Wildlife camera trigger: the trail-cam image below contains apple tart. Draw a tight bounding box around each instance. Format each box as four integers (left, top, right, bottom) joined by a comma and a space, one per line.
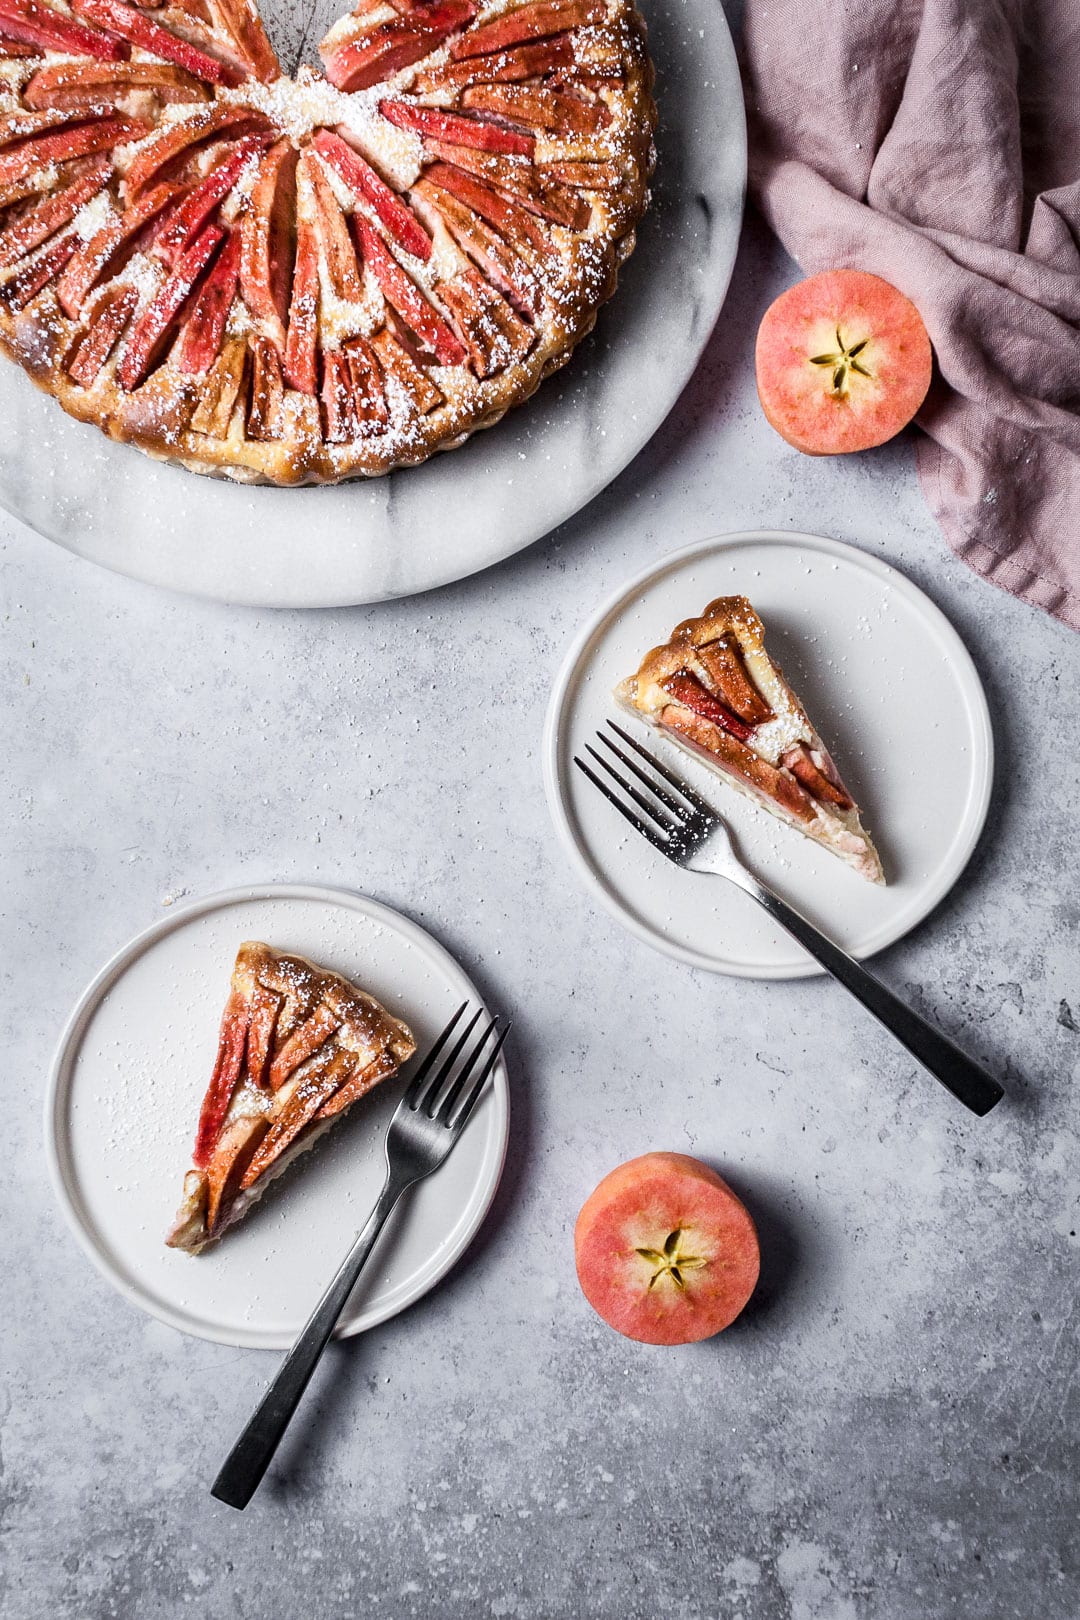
0, 0, 655, 484
167, 941, 415, 1253
616, 595, 885, 883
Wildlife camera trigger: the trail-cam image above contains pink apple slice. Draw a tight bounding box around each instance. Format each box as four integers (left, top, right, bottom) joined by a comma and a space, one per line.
313, 128, 430, 262
0, 0, 125, 59
379, 98, 534, 157
449, 0, 603, 59
72, 0, 242, 85
352, 213, 465, 366
117, 220, 224, 389
175, 225, 239, 373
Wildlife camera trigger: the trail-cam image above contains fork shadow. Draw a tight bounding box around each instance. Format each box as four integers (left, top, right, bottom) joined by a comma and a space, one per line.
849, 584, 1042, 1123
260, 918, 535, 1493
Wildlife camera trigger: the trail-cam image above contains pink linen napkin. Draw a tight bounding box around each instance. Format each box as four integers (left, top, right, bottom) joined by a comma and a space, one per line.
740, 0, 1080, 630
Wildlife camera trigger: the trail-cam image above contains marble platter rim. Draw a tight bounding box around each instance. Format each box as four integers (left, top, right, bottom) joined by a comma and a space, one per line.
0, 3, 747, 609
542, 530, 995, 980
44, 883, 510, 1348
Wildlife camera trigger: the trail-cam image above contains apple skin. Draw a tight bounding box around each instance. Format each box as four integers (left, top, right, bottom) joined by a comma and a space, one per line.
574, 1152, 760, 1345
755, 268, 932, 456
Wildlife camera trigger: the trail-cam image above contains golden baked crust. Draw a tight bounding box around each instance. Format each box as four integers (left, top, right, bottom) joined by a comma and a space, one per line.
166, 941, 415, 1253
0, 0, 656, 485
616, 595, 885, 884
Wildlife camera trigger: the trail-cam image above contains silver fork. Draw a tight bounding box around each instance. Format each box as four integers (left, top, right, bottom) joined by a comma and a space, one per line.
211, 1003, 510, 1511
576, 719, 1003, 1119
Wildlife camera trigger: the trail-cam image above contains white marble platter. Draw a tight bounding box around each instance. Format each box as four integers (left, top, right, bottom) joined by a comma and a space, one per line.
0, 0, 745, 607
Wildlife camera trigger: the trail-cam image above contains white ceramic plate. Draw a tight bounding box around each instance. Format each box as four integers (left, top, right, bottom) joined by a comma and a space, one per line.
45, 885, 510, 1348
543, 532, 993, 979
0, 0, 746, 607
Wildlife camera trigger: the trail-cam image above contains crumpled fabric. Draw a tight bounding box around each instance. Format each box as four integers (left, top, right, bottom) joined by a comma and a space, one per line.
741, 0, 1080, 629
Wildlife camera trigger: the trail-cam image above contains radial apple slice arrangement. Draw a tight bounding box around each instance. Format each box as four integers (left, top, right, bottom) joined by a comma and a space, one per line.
0, 0, 655, 483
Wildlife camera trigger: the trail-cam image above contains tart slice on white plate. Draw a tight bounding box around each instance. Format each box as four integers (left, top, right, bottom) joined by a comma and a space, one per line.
615, 595, 884, 884
167, 941, 415, 1253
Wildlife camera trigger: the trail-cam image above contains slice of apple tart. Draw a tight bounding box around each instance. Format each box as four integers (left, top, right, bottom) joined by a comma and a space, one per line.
616, 595, 885, 884
0, 0, 656, 484
167, 941, 415, 1253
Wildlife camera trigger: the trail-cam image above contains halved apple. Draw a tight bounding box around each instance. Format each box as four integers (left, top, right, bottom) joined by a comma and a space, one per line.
755, 268, 932, 456
575, 1153, 760, 1345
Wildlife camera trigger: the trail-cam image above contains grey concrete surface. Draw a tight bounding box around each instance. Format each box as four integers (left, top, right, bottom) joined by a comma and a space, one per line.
2, 100, 1079, 1620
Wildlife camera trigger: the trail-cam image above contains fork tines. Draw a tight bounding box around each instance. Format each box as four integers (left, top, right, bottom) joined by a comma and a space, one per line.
407, 1002, 510, 1130
573, 719, 713, 852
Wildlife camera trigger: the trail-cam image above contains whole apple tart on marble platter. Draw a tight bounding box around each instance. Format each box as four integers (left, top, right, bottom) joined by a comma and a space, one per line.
0, 0, 655, 484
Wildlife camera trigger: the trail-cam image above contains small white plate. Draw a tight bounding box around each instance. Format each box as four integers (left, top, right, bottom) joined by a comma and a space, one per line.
543, 532, 993, 979
45, 885, 510, 1349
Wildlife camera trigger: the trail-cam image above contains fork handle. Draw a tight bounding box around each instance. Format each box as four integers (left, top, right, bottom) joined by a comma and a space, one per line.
742, 878, 1004, 1117
211, 1172, 410, 1511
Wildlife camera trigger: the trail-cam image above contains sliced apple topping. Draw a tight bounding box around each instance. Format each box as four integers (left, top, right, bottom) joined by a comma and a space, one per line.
58, 179, 183, 316
267, 1000, 339, 1088
71, 0, 243, 86
239, 136, 297, 351
192, 986, 249, 1169
660, 705, 818, 827
152, 131, 264, 268
462, 82, 611, 135
421, 138, 589, 228
312, 128, 430, 262
315, 1048, 399, 1119
66, 282, 137, 384
541, 157, 619, 190
412, 173, 540, 317
189, 330, 246, 432
305, 152, 362, 301
351, 212, 466, 365
239, 1049, 351, 1188
246, 328, 283, 436
344, 333, 389, 425
175, 222, 238, 371
0, 28, 41, 55
421, 157, 551, 258
0, 227, 78, 308
320, 337, 388, 441
0, 108, 84, 144
242, 982, 281, 1090
379, 98, 534, 157
320, 346, 357, 440
437, 263, 533, 377
413, 34, 575, 93
0, 113, 150, 188
283, 213, 318, 393
124, 104, 271, 198
448, 0, 603, 59
203, 0, 279, 83
781, 743, 854, 810
320, 0, 475, 92
695, 636, 773, 725
117, 219, 223, 388
0, 154, 112, 271
659, 669, 755, 744
204, 1113, 270, 1232
23, 61, 210, 112
371, 321, 443, 412
0, 0, 126, 59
